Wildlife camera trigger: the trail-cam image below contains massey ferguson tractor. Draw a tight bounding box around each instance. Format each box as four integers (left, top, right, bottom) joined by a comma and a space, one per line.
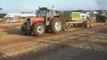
21, 7, 63, 36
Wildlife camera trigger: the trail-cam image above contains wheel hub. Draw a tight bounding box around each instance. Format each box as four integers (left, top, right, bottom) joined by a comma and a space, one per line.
55, 21, 61, 31
37, 25, 44, 34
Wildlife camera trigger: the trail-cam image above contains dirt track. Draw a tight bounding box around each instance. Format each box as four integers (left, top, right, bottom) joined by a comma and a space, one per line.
0, 23, 107, 60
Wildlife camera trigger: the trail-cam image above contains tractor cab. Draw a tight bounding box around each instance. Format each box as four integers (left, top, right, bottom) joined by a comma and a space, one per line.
36, 7, 48, 17
36, 7, 60, 17
35, 7, 60, 25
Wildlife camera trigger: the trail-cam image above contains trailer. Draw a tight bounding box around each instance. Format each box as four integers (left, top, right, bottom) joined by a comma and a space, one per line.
60, 11, 92, 31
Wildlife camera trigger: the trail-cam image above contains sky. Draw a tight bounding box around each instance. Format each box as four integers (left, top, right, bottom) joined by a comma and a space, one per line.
0, 0, 107, 13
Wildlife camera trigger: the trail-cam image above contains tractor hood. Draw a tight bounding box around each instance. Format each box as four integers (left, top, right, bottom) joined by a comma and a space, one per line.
29, 17, 44, 25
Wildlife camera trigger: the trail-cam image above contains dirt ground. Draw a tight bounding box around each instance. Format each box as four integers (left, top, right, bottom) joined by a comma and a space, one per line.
0, 22, 107, 60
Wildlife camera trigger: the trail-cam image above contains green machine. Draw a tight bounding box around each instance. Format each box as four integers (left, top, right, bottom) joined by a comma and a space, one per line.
61, 11, 80, 21
72, 12, 80, 21
60, 11, 91, 31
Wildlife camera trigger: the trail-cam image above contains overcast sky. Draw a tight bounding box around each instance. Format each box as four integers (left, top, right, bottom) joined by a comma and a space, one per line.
0, 0, 107, 12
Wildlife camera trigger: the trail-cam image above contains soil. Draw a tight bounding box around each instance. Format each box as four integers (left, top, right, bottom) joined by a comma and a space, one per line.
0, 22, 107, 60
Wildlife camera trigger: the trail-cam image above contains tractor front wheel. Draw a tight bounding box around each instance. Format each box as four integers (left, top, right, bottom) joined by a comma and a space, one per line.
33, 22, 45, 36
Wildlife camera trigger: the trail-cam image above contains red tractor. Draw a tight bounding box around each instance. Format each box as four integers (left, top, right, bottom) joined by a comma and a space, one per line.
21, 7, 63, 36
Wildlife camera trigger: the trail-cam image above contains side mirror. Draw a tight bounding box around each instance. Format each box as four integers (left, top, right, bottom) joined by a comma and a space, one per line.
36, 10, 38, 15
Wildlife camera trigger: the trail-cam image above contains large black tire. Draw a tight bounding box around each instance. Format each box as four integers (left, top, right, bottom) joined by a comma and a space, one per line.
33, 22, 45, 36
50, 18, 62, 33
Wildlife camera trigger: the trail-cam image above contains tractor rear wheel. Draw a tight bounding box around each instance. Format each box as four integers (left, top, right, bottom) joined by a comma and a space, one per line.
33, 22, 45, 36
50, 18, 62, 33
